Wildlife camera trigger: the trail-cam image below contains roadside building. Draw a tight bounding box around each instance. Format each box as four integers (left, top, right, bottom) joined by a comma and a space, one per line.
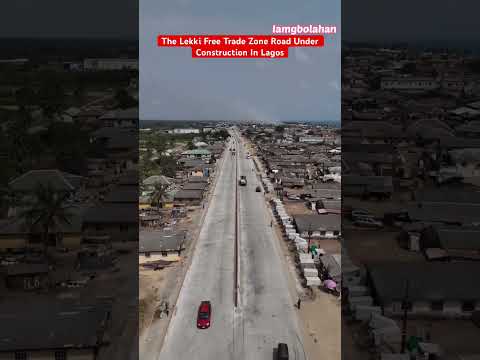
0, 301, 111, 359
83, 204, 138, 242
173, 190, 204, 206
293, 214, 341, 239
420, 226, 480, 260
8, 169, 84, 200
181, 149, 212, 159
3, 263, 49, 291
0, 210, 83, 252
98, 108, 138, 128
367, 263, 480, 318
342, 175, 393, 199
182, 182, 209, 191
139, 230, 187, 263
188, 176, 209, 184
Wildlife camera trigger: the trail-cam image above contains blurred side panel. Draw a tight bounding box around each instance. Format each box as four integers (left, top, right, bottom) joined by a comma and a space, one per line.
342, 1, 480, 359
0, 2, 138, 360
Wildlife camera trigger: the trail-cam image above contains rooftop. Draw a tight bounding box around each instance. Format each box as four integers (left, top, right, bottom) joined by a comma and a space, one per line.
0, 300, 110, 351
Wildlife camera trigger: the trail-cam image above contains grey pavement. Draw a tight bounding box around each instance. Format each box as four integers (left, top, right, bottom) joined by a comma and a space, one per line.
150, 131, 305, 360
236, 133, 306, 360
156, 138, 236, 360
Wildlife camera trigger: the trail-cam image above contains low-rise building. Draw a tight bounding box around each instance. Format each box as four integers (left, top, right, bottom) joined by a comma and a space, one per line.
83, 58, 138, 71
380, 77, 439, 92
367, 263, 480, 319
293, 214, 341, 239
139, 230, 187, 263
0, 301, 111, 359
173, 190, 204, 206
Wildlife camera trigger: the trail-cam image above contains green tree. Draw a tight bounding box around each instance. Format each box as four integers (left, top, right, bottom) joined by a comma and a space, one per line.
187, 141, 195, 150
115, 88, 138, 109
46, 122, 90, 174
73, 80, 86, 104
151, 183, 168, 207
150, 137, 167, 156
6, 111, 36, 175
38, 80, 66, 118
400, 62, 416, 74
18, 183, 73, 256
15, 86, 36, 110
156, 156, 177, 178
467, 59, 480, 74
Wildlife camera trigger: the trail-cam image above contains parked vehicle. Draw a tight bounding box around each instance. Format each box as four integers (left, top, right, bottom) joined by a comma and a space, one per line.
197, 301, 212, 329
239, 176, 247, 186
277, 343, 289, 360
255, 186, 261, 192
384, 211, 410, 226
287, 195, 301, 200
351, 209, 373, 220
353, 217, 383, 228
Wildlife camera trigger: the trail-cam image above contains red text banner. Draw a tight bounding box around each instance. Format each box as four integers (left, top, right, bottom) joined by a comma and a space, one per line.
157, 35, 324, 59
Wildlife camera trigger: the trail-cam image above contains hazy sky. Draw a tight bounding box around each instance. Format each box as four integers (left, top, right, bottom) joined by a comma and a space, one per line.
343, 0, 480, 44
0, 1, 138, 39
140, 0, 341, 123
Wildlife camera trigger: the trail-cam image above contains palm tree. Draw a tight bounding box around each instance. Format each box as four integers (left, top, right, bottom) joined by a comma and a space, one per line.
17, 183, 73, 256
15, 86, 36, 111
150, 182, 168, 208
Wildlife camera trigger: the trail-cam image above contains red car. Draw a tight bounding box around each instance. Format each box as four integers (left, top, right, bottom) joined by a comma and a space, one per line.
197, 301, 212, 329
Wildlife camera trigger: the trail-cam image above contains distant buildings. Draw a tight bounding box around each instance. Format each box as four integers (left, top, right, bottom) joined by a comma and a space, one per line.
181, 149, 212, 159
83, 58, 138, 71
299, 136, 324, 144
170, 128, 200, 134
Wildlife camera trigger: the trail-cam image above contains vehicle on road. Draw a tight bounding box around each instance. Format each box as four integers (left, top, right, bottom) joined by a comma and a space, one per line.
239, 175, 247, 186
196, 301, 212, 329
353, 217, 383, 228
351, 209, 372, 220
255, 186, 261, 192
276, 343, 289, 360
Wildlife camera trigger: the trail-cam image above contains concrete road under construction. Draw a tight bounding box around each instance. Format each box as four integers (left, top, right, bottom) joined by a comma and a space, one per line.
154, 129, 306, 360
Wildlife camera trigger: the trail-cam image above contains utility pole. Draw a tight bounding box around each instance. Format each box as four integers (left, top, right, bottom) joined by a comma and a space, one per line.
307, 224, 312, 254
401, 280, 410, 353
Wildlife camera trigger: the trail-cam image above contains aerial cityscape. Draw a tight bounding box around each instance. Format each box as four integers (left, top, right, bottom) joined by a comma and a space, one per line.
139, 122, 341, 359
342, 44, 480, 359
0, 40, 139, 360
2, 0, 480, 358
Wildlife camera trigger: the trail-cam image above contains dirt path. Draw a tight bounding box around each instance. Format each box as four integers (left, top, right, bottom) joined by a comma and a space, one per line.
299, 289, 341, 360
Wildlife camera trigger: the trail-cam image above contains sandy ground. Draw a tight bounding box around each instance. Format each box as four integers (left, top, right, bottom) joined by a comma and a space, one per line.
284, 200, 315, 215
299, 289, 341, 360
139, 267, 172, 334
342, 228, 424, 264
271, 200, 341, 360
138, 213, 199, 337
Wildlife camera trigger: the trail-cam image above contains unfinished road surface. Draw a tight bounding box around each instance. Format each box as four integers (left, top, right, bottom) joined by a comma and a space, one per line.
154, 131, 305, 360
